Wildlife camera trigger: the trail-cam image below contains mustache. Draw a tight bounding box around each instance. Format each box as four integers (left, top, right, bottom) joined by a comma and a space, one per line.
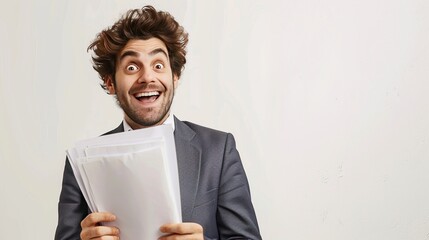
129, 83, 164, 94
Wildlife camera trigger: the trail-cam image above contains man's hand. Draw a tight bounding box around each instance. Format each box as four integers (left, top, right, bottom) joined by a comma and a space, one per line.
159, 222, 204, 240
80, 212, 120, 240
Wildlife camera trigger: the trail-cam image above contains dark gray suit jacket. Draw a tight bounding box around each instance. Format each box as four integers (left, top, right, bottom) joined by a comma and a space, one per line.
55, 117, 261, 239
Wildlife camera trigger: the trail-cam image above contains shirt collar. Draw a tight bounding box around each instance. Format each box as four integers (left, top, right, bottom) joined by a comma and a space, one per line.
123, 114, 175, 132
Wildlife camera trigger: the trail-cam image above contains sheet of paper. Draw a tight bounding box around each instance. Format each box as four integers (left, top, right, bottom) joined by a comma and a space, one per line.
84, 138, 163, 157
65, 125, 182, 239
81, 147, 180, 239
66, 149, 96, 211
71, 125, 181, 215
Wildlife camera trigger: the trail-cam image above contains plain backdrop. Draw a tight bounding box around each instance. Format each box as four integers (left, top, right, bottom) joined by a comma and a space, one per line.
1, 0, 428, 239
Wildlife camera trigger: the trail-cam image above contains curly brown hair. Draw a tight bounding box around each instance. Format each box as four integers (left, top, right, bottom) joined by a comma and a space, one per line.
87, 5, 189, 91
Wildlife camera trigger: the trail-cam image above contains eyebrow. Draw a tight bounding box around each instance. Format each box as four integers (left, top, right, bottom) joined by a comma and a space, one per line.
119, 48, 169, 61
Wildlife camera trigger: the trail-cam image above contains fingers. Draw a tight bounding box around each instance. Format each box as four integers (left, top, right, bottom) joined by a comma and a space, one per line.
159, 222, 203, 240
159, 234, 200, 240
81, 212, 116, 227
80, 225, 120, 240
160, 222, 203, 234
80, 212, 119, 240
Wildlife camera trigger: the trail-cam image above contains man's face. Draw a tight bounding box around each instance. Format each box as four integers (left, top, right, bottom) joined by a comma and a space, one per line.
106, 38, 178, 129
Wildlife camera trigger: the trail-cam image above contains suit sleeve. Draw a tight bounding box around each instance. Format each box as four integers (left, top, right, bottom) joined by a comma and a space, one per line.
216, 133, 262, 239
55, 158, 89, 240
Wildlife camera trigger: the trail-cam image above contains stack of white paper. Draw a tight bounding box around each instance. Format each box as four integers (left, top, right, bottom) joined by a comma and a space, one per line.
66, 125, 181, 239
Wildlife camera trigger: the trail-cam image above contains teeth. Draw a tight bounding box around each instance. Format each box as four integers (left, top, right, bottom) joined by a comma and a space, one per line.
135, 91, 160, 98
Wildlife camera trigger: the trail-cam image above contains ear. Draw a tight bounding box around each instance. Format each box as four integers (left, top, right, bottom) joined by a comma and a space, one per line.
173, 74, 179, 89
105, 75, 116, 94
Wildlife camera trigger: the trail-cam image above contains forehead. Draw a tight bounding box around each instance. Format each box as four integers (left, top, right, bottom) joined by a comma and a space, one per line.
118, 38, 169, 59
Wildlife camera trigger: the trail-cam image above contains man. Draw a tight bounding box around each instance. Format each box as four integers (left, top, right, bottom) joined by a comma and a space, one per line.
55, 5, 261, 240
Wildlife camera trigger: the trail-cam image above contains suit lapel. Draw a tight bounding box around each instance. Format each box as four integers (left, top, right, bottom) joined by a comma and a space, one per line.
103, 123, 124, 136
174, 117, 201, 222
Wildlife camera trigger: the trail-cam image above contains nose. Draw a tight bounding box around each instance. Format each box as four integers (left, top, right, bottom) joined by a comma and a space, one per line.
137, 68, 156, 84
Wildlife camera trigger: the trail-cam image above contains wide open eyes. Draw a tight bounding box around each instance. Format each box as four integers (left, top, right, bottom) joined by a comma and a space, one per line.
124, 62, 165, 73
126, 64, 139, 72
154, 62, 164, 70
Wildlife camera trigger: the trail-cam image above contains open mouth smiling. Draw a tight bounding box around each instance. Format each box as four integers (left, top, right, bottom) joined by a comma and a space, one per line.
134, 91, 160, 103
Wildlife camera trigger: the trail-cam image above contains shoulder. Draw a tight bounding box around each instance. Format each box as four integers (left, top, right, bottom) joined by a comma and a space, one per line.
182, 120, 227, 136
180, 120, 232, 140
177, 119, 237, 149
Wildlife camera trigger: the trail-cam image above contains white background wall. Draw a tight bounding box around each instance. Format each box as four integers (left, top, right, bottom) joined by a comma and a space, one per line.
1, 0, 428, 239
